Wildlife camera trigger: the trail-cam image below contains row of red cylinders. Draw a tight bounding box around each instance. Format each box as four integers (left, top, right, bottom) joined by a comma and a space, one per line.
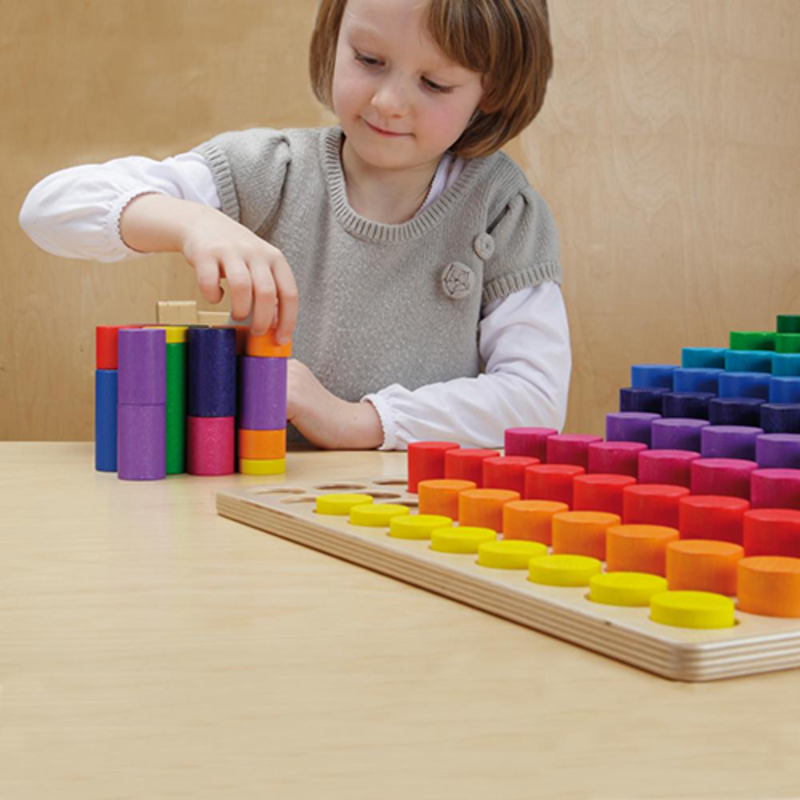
407, 440, 800, 557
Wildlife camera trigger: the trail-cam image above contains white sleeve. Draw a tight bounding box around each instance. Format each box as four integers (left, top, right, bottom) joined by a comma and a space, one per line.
18, 152, 221, 263
362, 282, 572, 450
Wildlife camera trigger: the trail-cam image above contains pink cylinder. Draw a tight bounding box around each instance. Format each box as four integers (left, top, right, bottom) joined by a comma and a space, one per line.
751, 469, 800, 510
690, 458, 758, 500
638, 449, 700, 488
546, 434, 603, 470
187, 416, 235, 476
588, 441, 648, 477
504, 427, 557, 461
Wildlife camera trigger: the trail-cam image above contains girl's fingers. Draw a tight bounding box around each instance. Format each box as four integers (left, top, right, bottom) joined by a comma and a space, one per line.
221, 258, 253, 322
193, 258, 223, 304
248, 259, 277, 336
270, 255, 299, 344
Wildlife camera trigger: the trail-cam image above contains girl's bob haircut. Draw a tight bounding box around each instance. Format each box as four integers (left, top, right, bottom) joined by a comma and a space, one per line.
309, 0, 553, 159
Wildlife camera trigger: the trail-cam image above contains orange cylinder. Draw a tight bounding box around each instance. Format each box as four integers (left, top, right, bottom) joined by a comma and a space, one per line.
606, 524, 680, 576
418, 479, 476, 520
459, 489, 520, 532
737, 556, 800, 618
666, 539, 744, 596
502, 500, 568, 545
552, 511, 621, 560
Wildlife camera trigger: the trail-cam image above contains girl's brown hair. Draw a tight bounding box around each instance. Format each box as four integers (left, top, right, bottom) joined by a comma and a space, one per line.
309, 0, 553, 159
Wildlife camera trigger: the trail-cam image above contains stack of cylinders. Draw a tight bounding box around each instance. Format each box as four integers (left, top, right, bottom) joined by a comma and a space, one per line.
238, 329, 289, 475
188, 327, 237, 476
118, 328, 166, 481
95, 326, 122, 472
149, 326, 188, 474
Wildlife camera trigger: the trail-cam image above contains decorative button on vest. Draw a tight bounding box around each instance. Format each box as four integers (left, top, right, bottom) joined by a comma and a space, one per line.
441, 262, 475, 300
473, 232, 495, 260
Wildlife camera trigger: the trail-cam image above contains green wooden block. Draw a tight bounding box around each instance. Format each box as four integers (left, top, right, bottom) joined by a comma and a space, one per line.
166, 343, 187, 474
729, 331, 777, 351
777, 314, 800, 334
776, 333, 800, 354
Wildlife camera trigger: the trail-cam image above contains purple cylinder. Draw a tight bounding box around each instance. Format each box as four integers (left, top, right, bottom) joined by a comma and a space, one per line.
606, 412, 660, 446
118, 329, 166, 406
504, 427, 558, 462
700, 425, 763, 460
239, 356, 287, 430
651, 418, 709, 452
118, 404, 166, 481
751, 469, 800, 510
756, 433, 800, 469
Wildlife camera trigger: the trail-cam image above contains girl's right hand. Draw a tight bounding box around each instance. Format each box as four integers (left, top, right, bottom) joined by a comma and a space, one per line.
180, 206, 299, 342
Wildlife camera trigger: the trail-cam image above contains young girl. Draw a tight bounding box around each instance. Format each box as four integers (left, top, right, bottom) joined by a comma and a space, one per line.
20, 0, 571, 451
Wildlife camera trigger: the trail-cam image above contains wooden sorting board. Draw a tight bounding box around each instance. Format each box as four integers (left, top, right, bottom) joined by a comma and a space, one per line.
217, 477, 800, 682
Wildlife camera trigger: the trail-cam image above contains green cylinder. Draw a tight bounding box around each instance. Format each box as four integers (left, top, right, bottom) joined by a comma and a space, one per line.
166, 342, 187, 474
777, 315, 800, 334
729, 331, 776, 351
776, 333, 800, 354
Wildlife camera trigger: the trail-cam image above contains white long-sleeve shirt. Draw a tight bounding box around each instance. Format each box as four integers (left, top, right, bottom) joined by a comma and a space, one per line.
19, 150, 571, 450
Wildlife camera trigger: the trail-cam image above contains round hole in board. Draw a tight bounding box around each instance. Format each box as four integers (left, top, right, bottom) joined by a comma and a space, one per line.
367, 492, 402, 500
379, 499, 419, 509
248, 487, 307, 496
281, 496, 318, 505
313, 483, 369, 491
372, 478, 409, 488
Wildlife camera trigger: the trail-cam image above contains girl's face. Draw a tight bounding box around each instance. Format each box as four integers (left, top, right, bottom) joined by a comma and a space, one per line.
331, 0, 486, 171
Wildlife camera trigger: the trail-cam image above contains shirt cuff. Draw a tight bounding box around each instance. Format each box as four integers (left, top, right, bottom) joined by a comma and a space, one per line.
103, 187, 167, 258
361, 393, 396, 451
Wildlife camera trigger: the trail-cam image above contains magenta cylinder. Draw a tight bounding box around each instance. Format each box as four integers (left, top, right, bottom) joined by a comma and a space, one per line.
187, 416, 235, 476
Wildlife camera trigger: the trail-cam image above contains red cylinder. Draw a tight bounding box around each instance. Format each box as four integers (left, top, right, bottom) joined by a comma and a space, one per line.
96, 325, 124, 369
546, 434, 603, 470
572, 474, 637, 516
623, 484, 690, 528
524, 464, 585, 508
482, 456, 540, 494
187, 416, 235, 476
638, 449, 700, 488
443, 448, 500, 488
679, 495, 750, 545
407, 441, 460, 493
751, 469, 800, 510
587, 441, 648, 477
690, 458, 758, 500
743, 509, 800, 557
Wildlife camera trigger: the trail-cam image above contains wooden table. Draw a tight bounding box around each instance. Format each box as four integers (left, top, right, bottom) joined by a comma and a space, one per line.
2, 442, 800, 799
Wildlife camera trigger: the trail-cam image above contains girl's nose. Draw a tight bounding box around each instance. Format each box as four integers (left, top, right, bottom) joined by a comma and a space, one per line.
371, 80, 409, 117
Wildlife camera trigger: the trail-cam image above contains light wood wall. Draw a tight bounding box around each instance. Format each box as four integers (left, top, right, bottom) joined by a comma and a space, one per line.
3, 0, 799, 441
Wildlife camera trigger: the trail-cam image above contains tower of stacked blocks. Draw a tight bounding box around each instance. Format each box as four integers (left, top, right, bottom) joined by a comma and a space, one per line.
397, 312, 800, 629
95, 317, 289, 479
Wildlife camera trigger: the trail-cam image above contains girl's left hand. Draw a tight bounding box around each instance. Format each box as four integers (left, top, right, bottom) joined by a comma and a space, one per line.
286, 359, 383, 450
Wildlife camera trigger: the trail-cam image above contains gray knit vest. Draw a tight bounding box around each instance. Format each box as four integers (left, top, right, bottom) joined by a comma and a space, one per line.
194, 126, 562, 420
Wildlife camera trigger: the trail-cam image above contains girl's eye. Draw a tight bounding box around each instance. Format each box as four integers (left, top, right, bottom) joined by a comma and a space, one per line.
354, 52, 454, 94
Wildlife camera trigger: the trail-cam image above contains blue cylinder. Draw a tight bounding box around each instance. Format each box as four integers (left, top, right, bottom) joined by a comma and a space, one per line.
761, 403, 800, 434
773, 353, 800, 377
769, 377, 800, 404
95, 369, 118, 472
188, 327, 237, 417
661, 392, 714, 419
718, 371, 771, 401
619, 387, 668, 414
681, 348, 727, 369
673, 368, 721, 394
724, 350, 773, 374
708, 397, 764, 426
631, 364, 676, 390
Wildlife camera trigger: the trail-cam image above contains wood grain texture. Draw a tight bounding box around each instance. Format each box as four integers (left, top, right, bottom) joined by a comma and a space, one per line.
3, 0, 799, 440
4, 444, 800, 798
